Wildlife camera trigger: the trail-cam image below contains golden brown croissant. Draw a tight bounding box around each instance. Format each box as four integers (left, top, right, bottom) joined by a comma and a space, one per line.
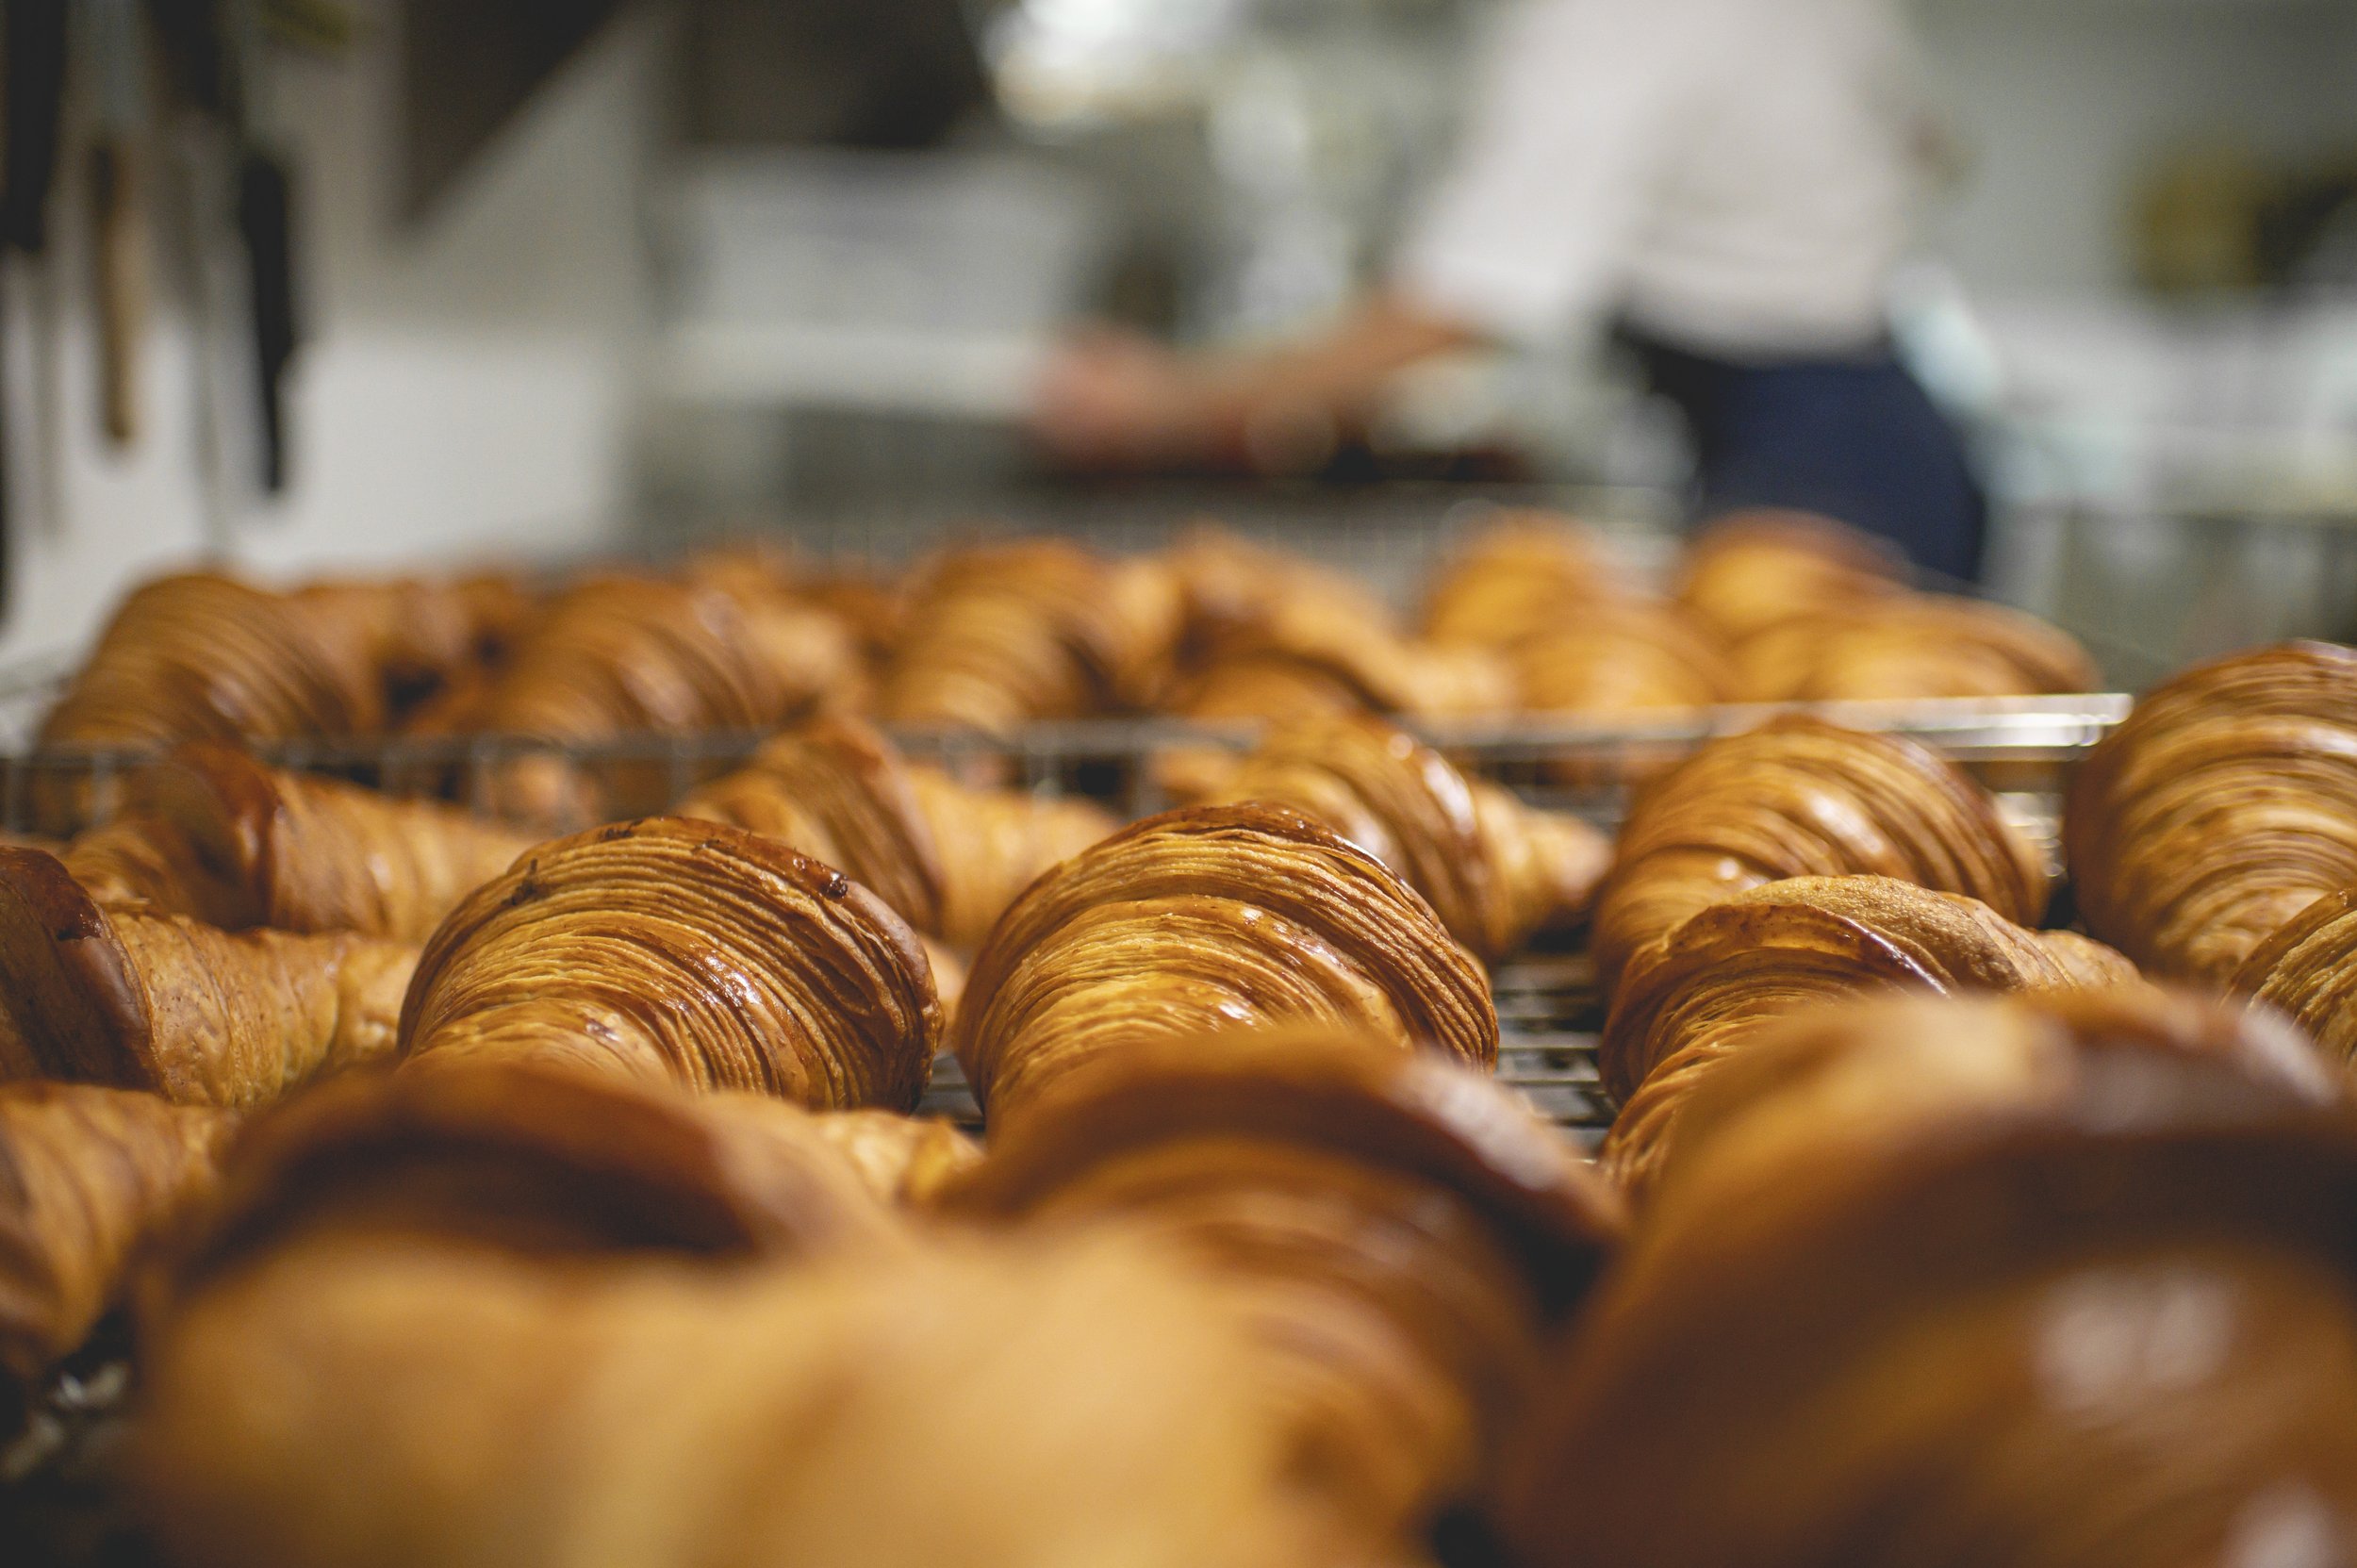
1158, 523, 1392, 656
1, 1082, 234, 1398
901, 765, 1117, 949
1592, 716, 2048, 984
1419, 513, 1624, 648
0, 849, 415, 1106
1500, 1011, 2357, 1568
673, 718, 948, 938
1598, 875, 2134, 1197
878, 540, 1178, 730
59, 742, 534, 940
1673, 509, 1903, 645
951, 803, 1497, 1123
140, 1230, 1351, 1568
1211, 714, 1607, 960
399, 817, 940, 1109
1177, 594, 1513, 723
39, 572, 386, 755
2066, 641, 2357, 985
951, 1028, 1621, 1536
1506, 598, 1732, 725
436, 575, 858, 826
1729, 591, 2101, 702
287, 573, 532, 713
185, 1061, 905, 1279
796, 1109, 981, 1208
672, 718, 1116, 951
1631, 986, 2334, 1213
2233, 887, 2357, 1071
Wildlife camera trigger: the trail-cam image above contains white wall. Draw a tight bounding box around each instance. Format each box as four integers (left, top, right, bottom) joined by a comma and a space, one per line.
0, 3, 656, 664
1914, 0, 2357, 296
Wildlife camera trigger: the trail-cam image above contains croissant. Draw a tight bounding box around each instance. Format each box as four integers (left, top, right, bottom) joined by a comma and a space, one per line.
1506, 598, 1732, 727
2233, 888, 2357, 1071
901, 766, 1118, 949
140, 1231, 1348, 1568
1500, 1009, 2357, 1568
1729, 591, 2100, 702
437, 575, 858, 826
674, 718, 948, 938
1177, 595, 1513, 722
398, 817, 940, 1110
287, 572, 533, 713
878, 541, 1178, 730
183, 1061, 906, 1284
952, 1028, 1621, 1536
59, 742, 535, 940
1598, 875, 2134, 1197
1, 1082, 234, 1399
951, 803, 1497, 1123
1419, 513, 1624, 648
0, 849, 415, 1106
2066, 640, 2357, 985
1592, 716, 2047, 984
1211, 714, 1607, 960
800, 1109, 981, 1208
1673, 509, 1902, 645
1632, 985, 2333, 1213
39, 572, 385, 755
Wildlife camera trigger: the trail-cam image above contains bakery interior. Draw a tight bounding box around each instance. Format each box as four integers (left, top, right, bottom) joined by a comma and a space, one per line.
5, 2, 2357, 1565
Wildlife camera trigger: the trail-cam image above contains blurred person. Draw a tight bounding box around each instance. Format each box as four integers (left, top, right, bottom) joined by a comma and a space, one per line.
1030, 0, 1985, 581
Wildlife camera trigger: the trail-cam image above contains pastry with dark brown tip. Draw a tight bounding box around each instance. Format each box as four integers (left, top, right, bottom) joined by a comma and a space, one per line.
0, 849, 415, 1106
0, 1082, 234, 1404
950, 1027, 1622, 1535
1500, 1007, 2357, 1568
1211, 714, 1606, 960
1597, 875, 2134, 1197
950, 803, 1496, 1124
399, 817, 940, 1111
2067, 640, 2357, 986
60, 741, 534, 941
1592, 716, 2047, 984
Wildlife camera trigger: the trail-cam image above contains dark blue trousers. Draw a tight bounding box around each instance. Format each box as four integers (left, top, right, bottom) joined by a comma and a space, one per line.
1624, 331, 1988, 584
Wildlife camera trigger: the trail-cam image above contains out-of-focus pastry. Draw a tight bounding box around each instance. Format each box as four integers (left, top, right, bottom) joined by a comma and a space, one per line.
951, 1028, 1622, 1535
0, 849, 415, 1106
1500, 1004, 2357, 1568
1, 1082, 234, 1402
140, 1231, 1353, 1568
1592, 717, 2047, 983
185, 1061, 905, 1278
901, 766, 1117, 950
1629, 985, 2334, 1211
1506, 599, 1731, 724
398, 817, 940, 1110
878, 540, 1178, 731
2234, 886, 2357, 1072
39, 573, 385, 755
2067, 640, 2357, 985
1420, 513, 1624, 648
1673, 509, 1902, 645
1211, 714, 1607, 959
1730, 592, 2100, 701
60, 742, 534, 941
1598, 875, 2134, 1197
951, 803, 1497, 1123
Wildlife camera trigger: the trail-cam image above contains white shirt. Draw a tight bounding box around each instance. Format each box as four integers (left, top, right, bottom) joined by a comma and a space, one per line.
1395, 0, 1937, 360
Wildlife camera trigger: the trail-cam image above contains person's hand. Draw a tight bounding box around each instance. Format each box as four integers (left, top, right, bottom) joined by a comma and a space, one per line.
1028, 326, 1218, 470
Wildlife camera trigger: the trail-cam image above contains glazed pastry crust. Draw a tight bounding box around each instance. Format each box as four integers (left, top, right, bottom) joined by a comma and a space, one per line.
950, 803, 1497, 1123
399, 817, 941, 1111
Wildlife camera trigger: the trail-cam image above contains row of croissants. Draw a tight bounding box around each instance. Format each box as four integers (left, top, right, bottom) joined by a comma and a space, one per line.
5, 620, 2357, 1558
31, 509, 2096, 832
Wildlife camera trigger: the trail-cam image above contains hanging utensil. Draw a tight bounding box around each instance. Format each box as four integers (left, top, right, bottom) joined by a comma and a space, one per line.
86, 0, 152, 447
